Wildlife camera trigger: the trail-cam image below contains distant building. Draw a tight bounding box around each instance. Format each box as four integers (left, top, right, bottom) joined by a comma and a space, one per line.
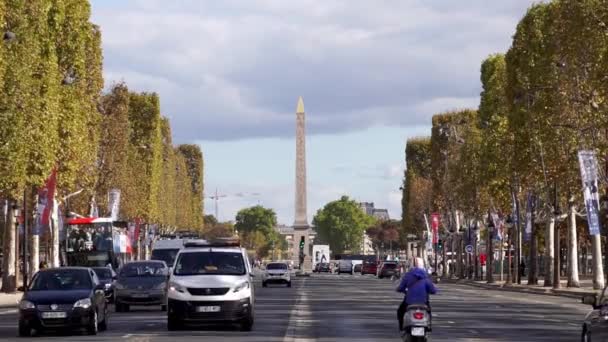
359, 202, 375, 216
358, 202, 390, 221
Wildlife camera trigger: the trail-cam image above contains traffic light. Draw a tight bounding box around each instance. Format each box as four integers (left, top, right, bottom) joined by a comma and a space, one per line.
299, 236, 305, 251
437, 239, 443, 250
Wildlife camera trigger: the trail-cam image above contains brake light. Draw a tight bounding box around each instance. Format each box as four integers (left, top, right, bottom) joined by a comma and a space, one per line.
413, 312, 424, 320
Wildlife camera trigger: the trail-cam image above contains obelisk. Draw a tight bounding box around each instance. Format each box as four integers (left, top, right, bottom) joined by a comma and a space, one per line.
293, 96, 311, 271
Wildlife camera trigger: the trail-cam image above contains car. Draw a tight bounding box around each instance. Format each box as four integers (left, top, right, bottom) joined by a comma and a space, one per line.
18, 267, 109, 337
315, 263, 331, 273
151, 238, 196, 270
361, 262, 378, 275
166, 238, 255, 331
378, 261, 399, 279
582, 285, 608, 341
114, 260, 169, 312
353, 263, 363, 273
92, 267, 117, 302
338, 260, 354, 275
262, 262, 291, 287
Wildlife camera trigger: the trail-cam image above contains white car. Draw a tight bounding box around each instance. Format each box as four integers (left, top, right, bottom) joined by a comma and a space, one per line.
262, 262, 291, 287
166, 238, 255, 331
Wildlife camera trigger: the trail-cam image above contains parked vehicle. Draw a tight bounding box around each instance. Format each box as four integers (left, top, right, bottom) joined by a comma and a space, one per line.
582, 285, 608, 341
114, 261, 169, 312
353, 263, 363, 273
92, 267, 117, 302
361, 262, 378, 275
402, 304, 431, 342
18, 267, 109, 336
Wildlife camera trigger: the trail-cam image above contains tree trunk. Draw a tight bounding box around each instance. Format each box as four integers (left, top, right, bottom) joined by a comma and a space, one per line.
1, 205, 17, 293
567, 203, 580, 287
592, 233, 604, 289
51, 209, 60, 267
31, 234, 39, 278
528, 222, 538, 285
544, 217, 555, 287
487, 226, 494, 283
553, 222, 561, 289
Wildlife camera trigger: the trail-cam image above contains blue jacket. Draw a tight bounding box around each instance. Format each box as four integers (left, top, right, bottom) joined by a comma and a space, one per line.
397, 268, 437, 305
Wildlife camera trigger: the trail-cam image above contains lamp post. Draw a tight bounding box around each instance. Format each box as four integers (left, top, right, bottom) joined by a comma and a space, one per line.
22, 188, 29, 291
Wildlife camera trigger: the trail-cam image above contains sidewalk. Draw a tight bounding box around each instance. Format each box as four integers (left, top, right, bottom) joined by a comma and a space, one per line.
0, 292, 21, 308
444, 276, 599, 299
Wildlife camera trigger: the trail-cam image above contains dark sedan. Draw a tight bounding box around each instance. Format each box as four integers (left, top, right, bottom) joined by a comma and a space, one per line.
92, 267, 116, 302
378, 262, 399, 279
18, 267, 108, 336
114, 261, 169, 312
314, 263, 331, 273
582, 285, 608, 341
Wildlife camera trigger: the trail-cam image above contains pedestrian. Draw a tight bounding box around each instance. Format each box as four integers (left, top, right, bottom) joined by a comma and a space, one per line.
519, 260, 526, 278
39, 261, 48, 270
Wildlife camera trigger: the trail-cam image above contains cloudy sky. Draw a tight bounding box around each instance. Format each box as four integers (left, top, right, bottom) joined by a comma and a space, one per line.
90, 0, 536, 224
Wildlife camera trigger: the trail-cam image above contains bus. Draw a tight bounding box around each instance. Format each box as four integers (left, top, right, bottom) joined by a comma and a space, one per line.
64, 217, 133, 270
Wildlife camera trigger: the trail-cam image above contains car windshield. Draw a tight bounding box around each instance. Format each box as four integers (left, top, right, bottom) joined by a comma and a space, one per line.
151, 248, 180, 267
120, 262, 167, 277
30, 270, 92, 291
93, 268, 112, 279
267, 263, 288, 270
383, 263, 397, 269
174, 251, 246, 276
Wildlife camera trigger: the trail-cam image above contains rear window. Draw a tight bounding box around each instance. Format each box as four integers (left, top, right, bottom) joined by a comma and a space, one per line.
383, 263, 397, 269
120, 262, 167, 277
93, 268, 112, 279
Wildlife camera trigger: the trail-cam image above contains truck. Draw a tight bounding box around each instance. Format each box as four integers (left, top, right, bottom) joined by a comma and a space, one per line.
312, 245, 331, 271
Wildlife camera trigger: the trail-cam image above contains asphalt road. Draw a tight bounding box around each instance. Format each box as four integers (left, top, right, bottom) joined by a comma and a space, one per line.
0, 273, 591, 341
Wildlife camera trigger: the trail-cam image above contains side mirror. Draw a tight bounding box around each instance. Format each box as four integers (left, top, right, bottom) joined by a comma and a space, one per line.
582, 294, 598, 308
249, 273, 255, 278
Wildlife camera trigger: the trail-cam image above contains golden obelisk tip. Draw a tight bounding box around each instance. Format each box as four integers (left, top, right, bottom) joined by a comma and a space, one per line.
296, 96, 305, 113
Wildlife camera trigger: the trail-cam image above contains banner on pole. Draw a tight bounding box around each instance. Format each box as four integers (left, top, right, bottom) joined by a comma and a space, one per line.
578, 150, 602, 236
34, 169, 57, 236
524, 192, 534, 241
431, 213, 440, 244
423, 213, 432, 251
108, 189, 121, 221
491, 212, 503, 241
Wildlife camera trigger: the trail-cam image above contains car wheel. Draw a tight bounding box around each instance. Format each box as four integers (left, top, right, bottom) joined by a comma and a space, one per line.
161, 305, 167, 312
287, 281, 292, 288
167, 316, 181, 331
87, 310, 98, 335
115, 302, 123, 313
18, 321, 31, 337
262, 282, 267, 288
123, 304, 130, 312
240, 311, 254, 331
378, 275, 383, 279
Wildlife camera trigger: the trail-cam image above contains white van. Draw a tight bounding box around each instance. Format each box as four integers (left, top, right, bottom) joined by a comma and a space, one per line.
151, 239, 186, 269
338, 259, 354, 275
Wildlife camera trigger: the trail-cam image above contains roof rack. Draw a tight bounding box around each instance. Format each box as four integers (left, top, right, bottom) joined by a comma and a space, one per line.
183, 237, 239, 248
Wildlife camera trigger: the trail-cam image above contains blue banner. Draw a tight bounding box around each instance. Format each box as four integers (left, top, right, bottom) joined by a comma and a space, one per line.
578, 150, 602, 236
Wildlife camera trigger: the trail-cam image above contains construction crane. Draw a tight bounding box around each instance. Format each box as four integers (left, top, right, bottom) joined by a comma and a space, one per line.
205, 188, 261, 221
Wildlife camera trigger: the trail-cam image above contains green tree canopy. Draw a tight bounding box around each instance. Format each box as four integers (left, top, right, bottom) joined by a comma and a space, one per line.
313, 196, 375, 254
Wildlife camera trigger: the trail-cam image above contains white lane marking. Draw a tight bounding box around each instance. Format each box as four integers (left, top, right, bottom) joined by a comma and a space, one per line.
0, 309, 17, 315
283, 278, 314, 342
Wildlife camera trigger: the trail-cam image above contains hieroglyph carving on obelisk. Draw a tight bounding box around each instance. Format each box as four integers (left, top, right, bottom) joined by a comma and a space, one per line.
294, 96, 309, 228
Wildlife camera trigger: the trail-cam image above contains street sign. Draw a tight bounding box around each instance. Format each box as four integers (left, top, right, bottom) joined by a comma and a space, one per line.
465, 245, 473, 254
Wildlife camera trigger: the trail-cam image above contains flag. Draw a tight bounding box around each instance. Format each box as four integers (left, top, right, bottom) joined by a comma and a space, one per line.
423, 213, 432, 251
578, 150, 602, 236
89, 197, 99, 218
491, 212, 503, 241
524, 192, 535, 241
431, 213, 440, 244
35, 169, 57, 235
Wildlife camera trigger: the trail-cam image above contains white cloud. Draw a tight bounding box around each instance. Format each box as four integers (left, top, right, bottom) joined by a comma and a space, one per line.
91, 0, 537, 142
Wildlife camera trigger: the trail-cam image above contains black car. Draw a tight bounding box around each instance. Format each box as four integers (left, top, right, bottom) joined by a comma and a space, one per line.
92, 267, 117, 302
378, 262, 399, 279
582, 285, 608, 340
114, 261, 169, 312
316, 263, 331, 273
18, 267, 108, 336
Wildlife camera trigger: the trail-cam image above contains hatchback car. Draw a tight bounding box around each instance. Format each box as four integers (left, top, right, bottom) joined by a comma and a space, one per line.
262, 262, 291, 287
378, 262, 399, 279
18, 267, 108, 336
114, 261, 169, 312
361, 262, 378, 275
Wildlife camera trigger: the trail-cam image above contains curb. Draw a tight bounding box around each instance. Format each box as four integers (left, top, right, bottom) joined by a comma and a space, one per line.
444, 278, 598, 299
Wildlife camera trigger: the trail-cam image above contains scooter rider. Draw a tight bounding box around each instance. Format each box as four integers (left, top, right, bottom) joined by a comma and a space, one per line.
396, 257, 437, 333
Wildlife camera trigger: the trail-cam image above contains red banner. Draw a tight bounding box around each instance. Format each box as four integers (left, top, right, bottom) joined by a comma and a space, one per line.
431, 213, 440, 244
35, 168, 57, 235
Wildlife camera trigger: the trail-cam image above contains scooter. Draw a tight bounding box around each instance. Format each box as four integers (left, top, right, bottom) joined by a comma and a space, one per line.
402, 304, 431, 342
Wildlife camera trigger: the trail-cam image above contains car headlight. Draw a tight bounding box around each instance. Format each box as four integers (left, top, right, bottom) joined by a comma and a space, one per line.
74, 298, 92, 309
154, 282, 167, 290
168, 281, 186, 293
104, 283, 112, 289
233, 281, 250, 293
19, 300, 35, 310
114, 282, 125, 290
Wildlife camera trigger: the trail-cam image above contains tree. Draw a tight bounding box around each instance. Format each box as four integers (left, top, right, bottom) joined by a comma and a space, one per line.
313, 196, 375, 254
204, 215, 218, 227
235, 205, 278, 258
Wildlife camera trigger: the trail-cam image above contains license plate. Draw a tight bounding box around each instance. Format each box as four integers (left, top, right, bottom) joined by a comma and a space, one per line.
132, 293, 149, 298
411, 327, 425, 336
42, 312, 67, 319
196, 306, 221, 313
